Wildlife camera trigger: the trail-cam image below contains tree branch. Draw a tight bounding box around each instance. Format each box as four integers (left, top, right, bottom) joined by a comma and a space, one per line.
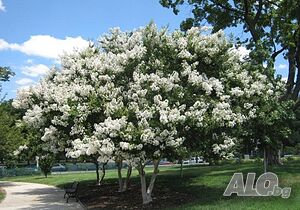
211, 0, 243, 15
254, 0, 263, 25
243, 0, 259, 43
271, 47, 287, 60
243, 0, 250, 20
265, 0, 279, 7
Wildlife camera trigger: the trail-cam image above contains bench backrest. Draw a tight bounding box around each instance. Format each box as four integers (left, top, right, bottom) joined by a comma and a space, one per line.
71, 181, 79, 192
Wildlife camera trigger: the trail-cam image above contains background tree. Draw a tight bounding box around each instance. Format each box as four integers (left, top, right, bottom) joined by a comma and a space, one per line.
159, 1, 299, 89
160, 0, 300, 99
39, 154, 55, 178
77, 154, 108, 185
160, 0, 299, 164
0, 66, 15, 101
273, 1, 300, 100
166, 147, 189, 178
0, 100, 25, 166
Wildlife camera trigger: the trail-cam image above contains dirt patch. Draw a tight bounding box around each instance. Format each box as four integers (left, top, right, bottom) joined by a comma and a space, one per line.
78, 181, 194, 210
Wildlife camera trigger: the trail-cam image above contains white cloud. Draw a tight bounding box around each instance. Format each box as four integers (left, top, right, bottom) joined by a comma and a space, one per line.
26, 59, 34, 64
16, 78, 34, 86
21, 64, 50, 77
0, 0, 5, 12
277, 64, 288, 70
0, 39, 9, 49
0, 35, 89, 59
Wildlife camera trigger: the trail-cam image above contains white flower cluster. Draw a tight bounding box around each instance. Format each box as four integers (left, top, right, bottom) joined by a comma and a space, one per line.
13, 144, 28, 156
212, 134, 236, 159
13, 23, 285, 163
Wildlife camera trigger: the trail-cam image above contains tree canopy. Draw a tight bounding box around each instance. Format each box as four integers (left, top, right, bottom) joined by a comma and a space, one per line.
13, 23, 287, 204
160, 0, 300, 100
0, 100, 25, 166
0, 66, 15, 101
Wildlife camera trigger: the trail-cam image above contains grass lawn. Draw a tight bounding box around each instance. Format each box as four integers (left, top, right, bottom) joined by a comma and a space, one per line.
0, 188, 5, 203
1, 160, 300, 209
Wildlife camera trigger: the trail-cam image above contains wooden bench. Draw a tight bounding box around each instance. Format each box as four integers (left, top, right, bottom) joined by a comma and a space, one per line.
64, 181, 79, 203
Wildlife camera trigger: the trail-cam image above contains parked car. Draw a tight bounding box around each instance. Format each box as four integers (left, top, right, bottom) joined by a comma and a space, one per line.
189, 156, 204, 164
183, 157, 204, 164
182, 160, 189, 165
51, 164, 66, 172
159, 160, 174, 165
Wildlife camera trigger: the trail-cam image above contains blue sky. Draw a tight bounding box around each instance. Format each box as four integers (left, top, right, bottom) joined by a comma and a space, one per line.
0, 0, 288, 99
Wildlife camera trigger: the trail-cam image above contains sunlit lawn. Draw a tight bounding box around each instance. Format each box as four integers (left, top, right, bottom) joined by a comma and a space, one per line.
1, 160, 300, 209
0, 188, 5, 203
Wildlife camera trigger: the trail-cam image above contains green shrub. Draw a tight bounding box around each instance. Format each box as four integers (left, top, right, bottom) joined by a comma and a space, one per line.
39, 155, 54, 178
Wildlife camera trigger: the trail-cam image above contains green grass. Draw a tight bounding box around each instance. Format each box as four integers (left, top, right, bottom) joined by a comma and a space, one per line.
1, 161, 300, 209
0, 167, 161, 187
0, 189, 5, 203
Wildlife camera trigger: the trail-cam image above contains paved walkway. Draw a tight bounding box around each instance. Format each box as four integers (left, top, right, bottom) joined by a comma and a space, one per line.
0, 181, 84, 210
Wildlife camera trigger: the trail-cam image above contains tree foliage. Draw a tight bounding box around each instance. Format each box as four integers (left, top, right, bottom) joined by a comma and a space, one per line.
0, 100, 25, 166
0, 67, 15, 101
160, 0, 300, 100
39, 154, 54, 178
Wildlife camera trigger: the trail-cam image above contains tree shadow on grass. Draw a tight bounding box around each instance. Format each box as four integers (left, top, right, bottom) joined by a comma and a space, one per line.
57, 161, 300, 209
72, 177, 226, 210
66, 167, 231, 210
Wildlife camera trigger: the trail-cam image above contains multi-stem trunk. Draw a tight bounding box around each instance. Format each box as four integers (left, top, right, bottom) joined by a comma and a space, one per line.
116, 160, 132, 192
122, 164, 132, 191
95, 161, 100, 185
138, 159, 160, 205
116, 159, 123, 192
99, 161, 108, 185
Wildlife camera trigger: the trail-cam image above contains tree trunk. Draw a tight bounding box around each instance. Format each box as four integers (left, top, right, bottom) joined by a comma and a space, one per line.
147, 160, 159, 195
180, 161, 183, 178
95, 161, 100, 185
266, 145, 283, 166
139, 166, 152, 204
292, 61, 300, 100
122, 164, 132, 191
263, 146, 267, 173
137, 160, 160, 205
285, 47, 296, 97
99, 161, 108, 185
292, 16, 300, 99
117, 159, 123, 192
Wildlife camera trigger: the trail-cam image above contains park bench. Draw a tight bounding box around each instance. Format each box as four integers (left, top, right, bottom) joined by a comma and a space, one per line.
64, 181, 79, 203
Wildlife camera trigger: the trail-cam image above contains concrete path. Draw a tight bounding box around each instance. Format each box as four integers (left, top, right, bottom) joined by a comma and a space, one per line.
0, 181, 84, 210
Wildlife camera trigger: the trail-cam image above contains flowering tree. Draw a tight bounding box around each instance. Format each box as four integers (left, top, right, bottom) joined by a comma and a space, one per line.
13, 23, 285, 204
